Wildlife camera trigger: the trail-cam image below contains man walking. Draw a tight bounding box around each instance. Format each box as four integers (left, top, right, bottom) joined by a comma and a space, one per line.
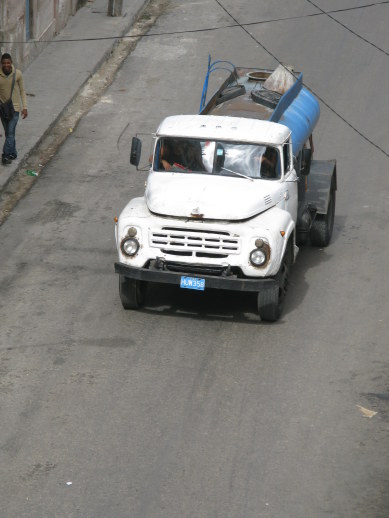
0, 53, 28, 165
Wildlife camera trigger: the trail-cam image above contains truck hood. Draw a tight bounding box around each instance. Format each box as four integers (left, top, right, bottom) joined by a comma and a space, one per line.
145, 172, 281, 220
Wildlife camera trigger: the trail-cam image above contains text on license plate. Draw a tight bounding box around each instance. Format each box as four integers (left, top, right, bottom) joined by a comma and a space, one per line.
180, 276, 205, 291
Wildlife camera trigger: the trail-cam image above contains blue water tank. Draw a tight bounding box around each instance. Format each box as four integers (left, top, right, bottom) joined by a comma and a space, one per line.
270, 74, 320, 156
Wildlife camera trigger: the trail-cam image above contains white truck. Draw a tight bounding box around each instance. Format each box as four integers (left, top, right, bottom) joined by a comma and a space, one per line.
115, 58, 336, 321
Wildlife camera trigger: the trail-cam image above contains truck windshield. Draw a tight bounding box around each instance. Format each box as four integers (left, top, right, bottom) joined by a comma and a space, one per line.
154, 138, 281, 180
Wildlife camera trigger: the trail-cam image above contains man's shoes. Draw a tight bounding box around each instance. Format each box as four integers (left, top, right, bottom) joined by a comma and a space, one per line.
8, 154, 17, 160
2, 157, 11, 165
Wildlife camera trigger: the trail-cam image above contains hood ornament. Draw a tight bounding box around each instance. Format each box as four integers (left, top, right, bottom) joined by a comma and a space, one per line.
190, 206, 204, 219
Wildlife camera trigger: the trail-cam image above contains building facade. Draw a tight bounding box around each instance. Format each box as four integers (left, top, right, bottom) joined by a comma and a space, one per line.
0, 0, 86, 69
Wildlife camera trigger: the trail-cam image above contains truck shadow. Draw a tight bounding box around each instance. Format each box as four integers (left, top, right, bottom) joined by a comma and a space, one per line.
138, 245, 332, 324
285, 243, 333, 314
141, 283, 260, 324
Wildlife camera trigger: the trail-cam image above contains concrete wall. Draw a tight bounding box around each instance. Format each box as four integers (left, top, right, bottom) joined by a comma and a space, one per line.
0, 0, 26, 67
0, 0, 87, 70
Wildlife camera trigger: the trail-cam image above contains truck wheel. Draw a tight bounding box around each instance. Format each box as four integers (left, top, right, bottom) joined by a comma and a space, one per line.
119, 275, 144, 309
257, 243, 291, 322
310, 188, 335, 247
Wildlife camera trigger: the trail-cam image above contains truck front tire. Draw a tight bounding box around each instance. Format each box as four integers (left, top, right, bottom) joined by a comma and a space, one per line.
257, 242, 291, 322
119, 275, 145, 309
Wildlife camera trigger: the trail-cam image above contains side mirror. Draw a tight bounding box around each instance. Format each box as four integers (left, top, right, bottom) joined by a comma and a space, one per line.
293, 155, 298, 171
301, 148, 312, 176
130, 137, 142, 167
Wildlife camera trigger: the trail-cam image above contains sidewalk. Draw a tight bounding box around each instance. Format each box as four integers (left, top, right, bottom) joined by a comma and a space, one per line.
0, 0, 148, 192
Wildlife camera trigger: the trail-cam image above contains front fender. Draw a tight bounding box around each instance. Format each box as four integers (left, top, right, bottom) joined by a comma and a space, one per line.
250, 206, 295, 275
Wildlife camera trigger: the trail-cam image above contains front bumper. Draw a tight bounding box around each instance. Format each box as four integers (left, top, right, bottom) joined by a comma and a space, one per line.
114, 261, 276, 292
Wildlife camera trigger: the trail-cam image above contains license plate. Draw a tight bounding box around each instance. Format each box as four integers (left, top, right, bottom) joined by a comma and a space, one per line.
180, 276, 205, 291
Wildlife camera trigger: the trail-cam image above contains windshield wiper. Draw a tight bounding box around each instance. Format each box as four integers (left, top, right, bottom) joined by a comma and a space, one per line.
220, 166, 253, 182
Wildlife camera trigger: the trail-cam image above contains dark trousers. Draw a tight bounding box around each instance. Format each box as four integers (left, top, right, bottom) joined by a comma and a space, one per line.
1, 111, 19, 158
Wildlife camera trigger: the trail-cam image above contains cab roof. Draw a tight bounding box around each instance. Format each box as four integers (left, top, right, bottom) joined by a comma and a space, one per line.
156, 114, 291, 146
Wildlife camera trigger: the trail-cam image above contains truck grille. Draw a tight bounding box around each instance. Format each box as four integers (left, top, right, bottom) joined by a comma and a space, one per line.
150, 227, 240, 258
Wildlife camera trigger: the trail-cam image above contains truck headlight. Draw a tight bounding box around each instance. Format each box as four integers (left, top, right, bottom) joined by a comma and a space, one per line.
249, 239, 270, 267
121, 237, 140, 257
250, 248, 267, 266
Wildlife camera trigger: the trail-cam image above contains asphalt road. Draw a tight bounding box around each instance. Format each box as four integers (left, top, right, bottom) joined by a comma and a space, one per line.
1, 1, 389, 516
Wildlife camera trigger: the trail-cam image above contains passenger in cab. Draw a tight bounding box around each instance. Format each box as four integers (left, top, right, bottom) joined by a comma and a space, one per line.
158, 139, 205, 172
180, 140, 205, 172
159, 141, 174, 170
260, 147, 278, 178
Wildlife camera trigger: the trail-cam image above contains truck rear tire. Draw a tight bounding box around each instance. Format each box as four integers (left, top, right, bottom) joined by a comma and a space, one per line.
310, 188, 335, 247
257, 242, 291, 322
119, 275, 144, 309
